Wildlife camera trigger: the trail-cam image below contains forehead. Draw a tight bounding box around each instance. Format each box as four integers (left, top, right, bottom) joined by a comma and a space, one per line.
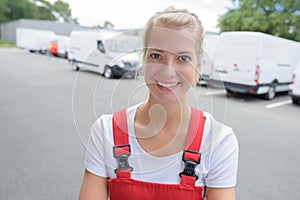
146, 26, 198, 54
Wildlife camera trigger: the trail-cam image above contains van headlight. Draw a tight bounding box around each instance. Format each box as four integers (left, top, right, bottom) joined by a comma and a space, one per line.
116, 61, 125, 68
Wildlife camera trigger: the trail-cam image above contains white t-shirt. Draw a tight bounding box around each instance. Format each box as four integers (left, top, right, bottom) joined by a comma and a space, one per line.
85, 104, 238, 188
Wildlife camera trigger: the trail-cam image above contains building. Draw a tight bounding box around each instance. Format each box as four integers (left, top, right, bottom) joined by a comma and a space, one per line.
0, 18, 90, 43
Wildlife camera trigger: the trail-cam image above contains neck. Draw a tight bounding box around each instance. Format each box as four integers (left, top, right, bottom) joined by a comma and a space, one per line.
138, 95, 191, 131
134, 96, 192, 156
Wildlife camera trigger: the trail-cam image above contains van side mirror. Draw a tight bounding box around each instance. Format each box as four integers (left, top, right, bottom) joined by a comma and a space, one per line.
97, 40, 105, 53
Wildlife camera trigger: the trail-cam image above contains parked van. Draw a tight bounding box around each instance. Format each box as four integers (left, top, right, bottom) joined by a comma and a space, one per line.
289, 62, 300, 104
48, 35, 70, 58
198, 33, 219, 85
16, 28, 56, 54
68, 29, 141, 78
210, 31, 300, 99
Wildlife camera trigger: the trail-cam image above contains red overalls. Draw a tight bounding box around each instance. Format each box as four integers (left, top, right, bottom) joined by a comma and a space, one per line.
108, 107, 205, 199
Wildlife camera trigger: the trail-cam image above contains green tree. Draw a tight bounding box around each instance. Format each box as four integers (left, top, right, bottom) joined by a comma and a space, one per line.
51, 0, 78, 24
0, 0, 77, 24
218, 0, 300, 42
0, 0, 41, 23
35, 5, 56, 21
33, 0, 78, 23
0, 0, 9, 23
96, 21, 114, 29
103, 21, 114, 29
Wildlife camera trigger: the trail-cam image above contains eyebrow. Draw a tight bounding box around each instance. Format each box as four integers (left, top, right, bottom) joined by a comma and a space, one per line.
148, 48, 165, 53
148, 48, 193, 55
177, 51, 193, 55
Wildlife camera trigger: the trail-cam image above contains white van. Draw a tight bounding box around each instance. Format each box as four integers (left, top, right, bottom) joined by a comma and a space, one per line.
48, 35, 70, 58
289, 62, 300, 104
210, 31, 300, 99
16, 28, 56, 54
68, 29, 141, 78
198, 33, 219, 85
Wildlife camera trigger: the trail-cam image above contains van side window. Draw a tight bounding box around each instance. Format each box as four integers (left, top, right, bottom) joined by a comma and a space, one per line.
97, 40, 105, 53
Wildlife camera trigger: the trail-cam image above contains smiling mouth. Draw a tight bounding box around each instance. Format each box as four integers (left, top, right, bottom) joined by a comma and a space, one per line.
156, 80, 180, 90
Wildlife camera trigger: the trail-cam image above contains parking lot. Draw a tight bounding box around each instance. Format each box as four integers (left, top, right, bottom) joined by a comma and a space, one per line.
1, 48, 300, 200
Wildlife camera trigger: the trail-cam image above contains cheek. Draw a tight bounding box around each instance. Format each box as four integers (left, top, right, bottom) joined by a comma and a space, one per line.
144, 63, 159, 82
178, 66, 197, 84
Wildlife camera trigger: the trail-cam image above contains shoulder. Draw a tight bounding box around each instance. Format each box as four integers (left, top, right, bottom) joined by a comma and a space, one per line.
201, 112, 239, 187
91, 114, 112, 139
91, 104, 140, 138
201, 111, 238, 159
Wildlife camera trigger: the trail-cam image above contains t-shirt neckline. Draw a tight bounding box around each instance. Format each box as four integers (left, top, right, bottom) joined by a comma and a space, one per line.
127, 103, 184, 160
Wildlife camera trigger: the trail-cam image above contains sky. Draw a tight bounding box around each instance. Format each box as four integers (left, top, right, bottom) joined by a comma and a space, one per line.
50, 0, 234, 32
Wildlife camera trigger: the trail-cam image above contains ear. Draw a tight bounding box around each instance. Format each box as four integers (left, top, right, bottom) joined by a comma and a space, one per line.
194, 65, 201, 87
197, 62, 201, 72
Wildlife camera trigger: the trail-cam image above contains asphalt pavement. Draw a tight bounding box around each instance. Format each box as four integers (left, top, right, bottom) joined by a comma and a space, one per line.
1, 48, 300, 200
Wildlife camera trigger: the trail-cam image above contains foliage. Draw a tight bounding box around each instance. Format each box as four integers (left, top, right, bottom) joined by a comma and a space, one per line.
0, 0, 40, 23
0, 0, 77, 24
96, 21, 114, 29
218, 0, 300, 42
50, 0, 78, 23
0, 39, 15, 47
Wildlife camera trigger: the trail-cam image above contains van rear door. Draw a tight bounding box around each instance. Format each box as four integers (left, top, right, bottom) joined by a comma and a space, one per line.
214, 33, 261, 86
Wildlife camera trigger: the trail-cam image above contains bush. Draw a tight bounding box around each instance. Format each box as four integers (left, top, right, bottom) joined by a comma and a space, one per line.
0, 39, 15, 48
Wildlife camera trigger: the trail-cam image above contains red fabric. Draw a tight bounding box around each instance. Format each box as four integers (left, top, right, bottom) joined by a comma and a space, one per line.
116, 170, 131, 178
109, 107, 205, 200
113, 145, 130, 155
185, 108, 205, 152
180, 175, 198, 185
182, 151, 201, 163
108, 178, 203, 200
112, 108, 128, 146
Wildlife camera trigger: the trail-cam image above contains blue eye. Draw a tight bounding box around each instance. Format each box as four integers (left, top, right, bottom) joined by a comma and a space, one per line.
150, 53, 161, 59
179, 55, 190, 62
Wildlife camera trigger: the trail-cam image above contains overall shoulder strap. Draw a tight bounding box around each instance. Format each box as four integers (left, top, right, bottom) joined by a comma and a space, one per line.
180, 107, 205, 185
112, 108, 129, 146
186, 107, 205, 152
112, 109, 132, 178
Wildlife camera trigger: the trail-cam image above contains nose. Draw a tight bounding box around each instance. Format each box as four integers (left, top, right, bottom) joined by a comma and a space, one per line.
163, 57, 177, 76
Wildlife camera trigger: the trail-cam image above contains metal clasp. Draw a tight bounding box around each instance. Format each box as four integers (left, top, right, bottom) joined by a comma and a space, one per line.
179, 150, 201, 180
113, 144, 133, 172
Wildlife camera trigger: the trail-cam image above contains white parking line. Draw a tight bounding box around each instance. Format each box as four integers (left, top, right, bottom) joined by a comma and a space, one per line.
205, 90, 226, 96
266, 100, 292, 109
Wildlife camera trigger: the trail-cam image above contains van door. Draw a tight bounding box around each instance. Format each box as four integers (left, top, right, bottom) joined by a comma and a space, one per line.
98, 40, 109, 73
213, 34, 260, 86
88, 40, 107, 73
214, 44, 258, 85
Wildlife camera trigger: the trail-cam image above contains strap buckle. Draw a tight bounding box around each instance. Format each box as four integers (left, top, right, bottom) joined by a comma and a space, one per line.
179, 150, 201, 180
113, 144, 133, 172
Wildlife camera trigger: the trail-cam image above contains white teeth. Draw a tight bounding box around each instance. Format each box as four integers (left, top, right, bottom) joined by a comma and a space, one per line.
157, 81, 178, 88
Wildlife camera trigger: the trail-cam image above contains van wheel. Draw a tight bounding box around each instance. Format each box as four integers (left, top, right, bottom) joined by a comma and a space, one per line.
104, 66, 113, 79
264, 84, 276, 100
293, 98, 299, 104
226, 89, 234, 94
72, 61, 79, 71
40, 50, 46, 55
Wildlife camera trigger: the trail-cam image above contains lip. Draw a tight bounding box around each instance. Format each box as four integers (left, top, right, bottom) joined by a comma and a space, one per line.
155, 80, 180, 91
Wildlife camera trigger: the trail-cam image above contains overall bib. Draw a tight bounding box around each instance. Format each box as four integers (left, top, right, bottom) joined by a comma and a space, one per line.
108, 107, 205, 200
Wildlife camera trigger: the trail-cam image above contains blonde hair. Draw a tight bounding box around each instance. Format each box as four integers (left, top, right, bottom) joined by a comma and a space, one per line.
143, 7, 204, 64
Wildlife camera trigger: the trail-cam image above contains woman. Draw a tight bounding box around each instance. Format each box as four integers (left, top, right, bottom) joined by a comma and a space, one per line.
79, 7, 238, 200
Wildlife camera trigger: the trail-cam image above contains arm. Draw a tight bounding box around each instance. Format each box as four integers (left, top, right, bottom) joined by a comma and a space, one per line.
79, 117, 110, 199
78, 170, 109, 200
204, 187, 235, 200
204, 124, 239, 200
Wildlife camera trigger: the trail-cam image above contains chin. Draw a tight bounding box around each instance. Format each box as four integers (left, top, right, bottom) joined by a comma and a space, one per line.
150, 89, 186, 104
